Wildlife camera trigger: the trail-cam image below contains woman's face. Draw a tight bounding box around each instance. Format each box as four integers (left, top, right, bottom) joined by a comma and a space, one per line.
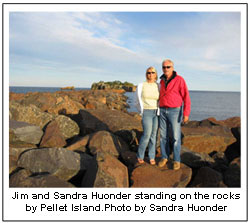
146, 70, 157, 82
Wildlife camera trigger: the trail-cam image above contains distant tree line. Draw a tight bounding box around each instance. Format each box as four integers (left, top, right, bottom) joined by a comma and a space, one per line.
91, 80, 136, 91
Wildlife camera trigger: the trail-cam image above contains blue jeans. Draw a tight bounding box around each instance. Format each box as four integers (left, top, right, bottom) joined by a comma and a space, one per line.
137, 109, 158, 160
159, 107, 182, 162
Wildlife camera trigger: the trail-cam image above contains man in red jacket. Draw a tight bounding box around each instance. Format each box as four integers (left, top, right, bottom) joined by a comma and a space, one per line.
158, 59, 191, 170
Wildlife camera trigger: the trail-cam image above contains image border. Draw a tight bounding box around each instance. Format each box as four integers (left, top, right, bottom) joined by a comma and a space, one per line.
2, 2, 248, 222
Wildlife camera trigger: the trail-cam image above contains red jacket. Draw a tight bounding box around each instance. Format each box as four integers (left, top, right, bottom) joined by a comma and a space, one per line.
159, 72, 191, 117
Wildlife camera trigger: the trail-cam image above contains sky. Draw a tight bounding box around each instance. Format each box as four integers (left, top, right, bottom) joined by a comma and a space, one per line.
9, 11, 241, 91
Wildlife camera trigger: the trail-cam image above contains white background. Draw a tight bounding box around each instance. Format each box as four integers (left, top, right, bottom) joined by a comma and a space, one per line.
2, 2, 247, 222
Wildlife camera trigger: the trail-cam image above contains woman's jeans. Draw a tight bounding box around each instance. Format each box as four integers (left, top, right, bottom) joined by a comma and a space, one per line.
159, 107, 182, 162
137, 109, 158, 160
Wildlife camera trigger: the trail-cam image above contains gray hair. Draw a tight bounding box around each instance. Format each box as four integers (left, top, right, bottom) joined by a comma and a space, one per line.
162, 59, 174, 67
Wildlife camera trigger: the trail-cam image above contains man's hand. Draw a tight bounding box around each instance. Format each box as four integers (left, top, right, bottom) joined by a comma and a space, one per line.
183, 116, 189, 124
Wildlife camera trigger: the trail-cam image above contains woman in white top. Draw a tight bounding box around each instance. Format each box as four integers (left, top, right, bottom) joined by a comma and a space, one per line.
135, 66, 160, 165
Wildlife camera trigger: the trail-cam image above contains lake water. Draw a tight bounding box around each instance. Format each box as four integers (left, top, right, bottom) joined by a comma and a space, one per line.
125, 91, 241, 121
9, 87, 240, 121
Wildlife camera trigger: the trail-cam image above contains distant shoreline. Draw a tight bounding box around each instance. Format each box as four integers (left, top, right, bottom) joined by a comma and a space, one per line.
9, 86, 241, 93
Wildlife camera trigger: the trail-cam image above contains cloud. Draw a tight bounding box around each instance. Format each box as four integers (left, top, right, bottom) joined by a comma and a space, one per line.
10, 12, 153, 65
9, 11, 241, 90
180, 59, 240, 76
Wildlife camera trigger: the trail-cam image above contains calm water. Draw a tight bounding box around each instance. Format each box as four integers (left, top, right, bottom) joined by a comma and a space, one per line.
125, 91, 241, 121
9, 87, 240, 121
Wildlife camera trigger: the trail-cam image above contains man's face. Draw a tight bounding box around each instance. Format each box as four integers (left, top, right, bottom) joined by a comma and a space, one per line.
162, 61, 174, 77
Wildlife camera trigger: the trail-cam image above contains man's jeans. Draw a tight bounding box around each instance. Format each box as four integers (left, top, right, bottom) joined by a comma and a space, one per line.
137, 109, 158, 160
159, 107, 182, 162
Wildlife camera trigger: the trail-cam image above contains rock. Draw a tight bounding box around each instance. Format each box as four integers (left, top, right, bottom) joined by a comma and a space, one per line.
115, 129, 140, 147
9, 92, 26, 101
199, 119, 218, 128
12, 91, 83, 114
119, 150, 138, 176
17, 148, 81, 181
91, 81, 136, 92
9, 130, 37, 149
181, 122, 236, 153
9, 147, 34, 160
10, 89, 130, 116
77, 109, 142, 145
223, 157, 240, 187
61, 86, 75, 90
47, 95, 84, 115
110, 89, 126, 94
224, 142, 240, 163
211, 151, 228, 162
183, 120, 200, 128
80, 154, 98, 187
81, 90, 128, 111
10, 101, 79, 139
9, 147, 33, 174
131, 162, 192, 187
208, 117, 241, 129
10, 169, 75, 187
84, 99, 107, 110
89, 152, 129, 187
174, 147, 215, 168
10, 168, 32, 184
18, 92, 57, 111
53, 115, 79, 139
66, 135, 90, 152
70, 152, 96, 187
9, 155, 18, 174
88, 130, 129, 158
190, 166, 226, 187
14, 92, 65, 112
9, 120, 43, 145
231, 126, 241, 141
224, 126, 241, 162
39, 120, 67, 148
186, 117, 241, 129
10, 101, 53, 129
120, 150, 138, 168
122, 86, 137, 92
210, 151, 229, 173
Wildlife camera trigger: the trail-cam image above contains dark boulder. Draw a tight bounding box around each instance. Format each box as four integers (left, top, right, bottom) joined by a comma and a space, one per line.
223, 157, 240, 187
190, 167, 226, 187
175, 147, 215, 168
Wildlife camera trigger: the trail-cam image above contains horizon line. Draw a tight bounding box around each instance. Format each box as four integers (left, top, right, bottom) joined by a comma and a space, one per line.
9, 85, 241, 93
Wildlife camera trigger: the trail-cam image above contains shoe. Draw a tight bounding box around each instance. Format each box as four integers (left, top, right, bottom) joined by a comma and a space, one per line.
173, 161, 181, 170
150, 159, 156, 165
158, 158, 168, 167
137, 158, 145, 165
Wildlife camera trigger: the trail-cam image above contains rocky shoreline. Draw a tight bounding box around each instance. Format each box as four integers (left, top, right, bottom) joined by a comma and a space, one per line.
91, 81, 136, 92
9, 89, 240, 187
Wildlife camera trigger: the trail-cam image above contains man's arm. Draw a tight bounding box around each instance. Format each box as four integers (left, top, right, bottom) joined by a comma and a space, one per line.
180, 78, 191, 122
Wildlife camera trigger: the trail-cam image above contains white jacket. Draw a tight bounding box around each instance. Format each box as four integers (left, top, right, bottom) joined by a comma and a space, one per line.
134, 82, 160, 116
